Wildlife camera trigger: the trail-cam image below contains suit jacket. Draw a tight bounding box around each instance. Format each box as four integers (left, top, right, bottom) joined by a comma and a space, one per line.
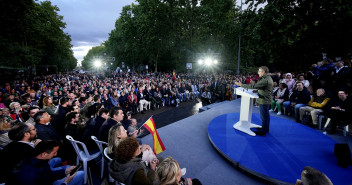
128, 94, 137, 104
35, 123, 62, 142
6, 157, 65, 185
0, 142, 34, 183
98, 118, 118, 142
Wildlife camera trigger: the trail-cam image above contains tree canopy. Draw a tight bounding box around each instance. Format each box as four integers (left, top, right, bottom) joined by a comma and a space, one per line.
99, 0, 352, 73
0, 0, 77, 72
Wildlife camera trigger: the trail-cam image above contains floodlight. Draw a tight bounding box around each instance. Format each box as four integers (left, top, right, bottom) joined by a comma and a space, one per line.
205, 58, 212, 66
214, 59, 218, 64
94, 60, 102, 68
198, 59, 203, 64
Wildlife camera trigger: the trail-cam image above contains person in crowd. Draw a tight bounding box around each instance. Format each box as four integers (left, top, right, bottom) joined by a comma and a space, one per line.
270, 83, 289, 115
25, 106, 40, 125
295, 166, 332, 185
109, 137, 158, 185
235, 66, 274, 136
1, 108, 16, 125
283, 81, 311, 122
326, 90, 352, 134
127, 118, 144, 137
87, 95, 102, 118
98, 107, 124, 142
65, 112, 84, 140
128, 91, 138, 114
137, 86, 149, 114
296, 74, 310, 88
81, 108, 109, 149
9, 101, 24, 122
6, 140, 84, 185
201, 88, 211, 105
157, 157, 201, 185
299, 88, 330, 125
4, 94, 19, 109
102, 93, 113, 110
53, 97, 70, 137
43, 96, 57, 116
0, 123, 40, 183
34, 111, 62, 142
281, 73, 296, 92
0, 118, 12, 148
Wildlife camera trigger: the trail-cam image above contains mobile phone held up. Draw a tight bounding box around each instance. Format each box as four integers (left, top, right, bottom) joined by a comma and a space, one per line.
70, 163, 82, 176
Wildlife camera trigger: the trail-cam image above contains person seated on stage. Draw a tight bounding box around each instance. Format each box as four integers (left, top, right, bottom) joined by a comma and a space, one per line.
325, 89, 352, 135
270, 83, 289, 115
281, 73, 296, 92
283, 81, 311, 122
157, 156, 201, 185
6, 140, 84, 185
298, 88, 330, 126
109, 137, 158, 185
295, 166, 332, 185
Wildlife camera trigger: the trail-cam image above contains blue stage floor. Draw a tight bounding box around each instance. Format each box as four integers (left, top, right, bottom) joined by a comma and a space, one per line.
208, 113, 352, 184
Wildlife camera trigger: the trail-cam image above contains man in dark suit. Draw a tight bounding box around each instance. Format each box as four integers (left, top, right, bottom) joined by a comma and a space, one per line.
0, 123, 40, 183
98, 107, 124, 142
34, 111, 62, 142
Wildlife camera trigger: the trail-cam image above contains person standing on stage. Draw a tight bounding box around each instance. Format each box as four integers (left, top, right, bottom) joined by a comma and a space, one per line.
235, 66, 273, 136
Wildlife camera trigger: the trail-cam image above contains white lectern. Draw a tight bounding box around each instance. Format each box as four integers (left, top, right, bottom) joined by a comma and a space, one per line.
233, 87, 261, 136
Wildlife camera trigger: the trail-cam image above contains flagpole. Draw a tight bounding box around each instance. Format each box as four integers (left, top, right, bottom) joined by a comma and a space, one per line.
137, 115, 154, 130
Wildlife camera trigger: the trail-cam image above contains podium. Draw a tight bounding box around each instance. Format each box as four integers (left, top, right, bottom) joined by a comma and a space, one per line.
233, 87, 261, 136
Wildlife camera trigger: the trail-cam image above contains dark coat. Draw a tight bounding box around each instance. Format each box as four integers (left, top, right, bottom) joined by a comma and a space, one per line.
98, 118, 118, 142
35, 123, 62, 142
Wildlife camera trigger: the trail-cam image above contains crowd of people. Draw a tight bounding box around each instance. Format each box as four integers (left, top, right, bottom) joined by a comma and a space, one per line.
0, 56, 350, 184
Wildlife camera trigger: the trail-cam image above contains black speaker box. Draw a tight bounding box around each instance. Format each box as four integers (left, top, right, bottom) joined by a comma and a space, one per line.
334, 143, 351, 168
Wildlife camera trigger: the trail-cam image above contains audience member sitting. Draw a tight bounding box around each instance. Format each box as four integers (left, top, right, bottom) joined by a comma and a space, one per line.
25, 106, 40, 125
34, 111, 62, 142
65, 111, 84, 140
296, 74, 310, 88
107, 123, 128, 158
295, 166, 332, 185
157, 157, 201, 185
281, 73, 296, 92
128, 118, 144, 137
201, 88, 211, 105
109, 137, 158, 185
298, 88, 330, 126
9, 101, 24, 122
137, 86, 149, 114
0, 123, 40, 183
98, 107, 124, 142
326, 90, 352, 134
6, 140, 84, 185
43, 96, 57, 116
270, 83, 289, 115
283, 82, 311, 121
0, 118, 12, 148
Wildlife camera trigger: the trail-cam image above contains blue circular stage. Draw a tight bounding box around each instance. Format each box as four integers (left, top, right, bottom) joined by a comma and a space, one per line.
208, 113, 352, 184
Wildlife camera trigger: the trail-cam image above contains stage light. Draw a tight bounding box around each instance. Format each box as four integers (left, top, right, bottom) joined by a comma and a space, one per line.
94, 60, 102, 68
205, 58, 212, 66
214, 59, 218, 64
198, 59, 203, 65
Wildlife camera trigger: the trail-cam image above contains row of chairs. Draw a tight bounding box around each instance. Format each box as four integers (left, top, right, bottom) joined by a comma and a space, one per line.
66, 135, 124, 185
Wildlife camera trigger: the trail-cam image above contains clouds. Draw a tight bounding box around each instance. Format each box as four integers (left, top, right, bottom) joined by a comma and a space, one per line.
46, 0, 135, 63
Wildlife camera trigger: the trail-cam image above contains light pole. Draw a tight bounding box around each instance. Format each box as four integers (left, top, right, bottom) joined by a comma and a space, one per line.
237, 0, 242, 75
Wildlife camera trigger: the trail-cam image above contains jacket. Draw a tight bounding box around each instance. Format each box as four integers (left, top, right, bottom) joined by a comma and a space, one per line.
241, 74, 273, 105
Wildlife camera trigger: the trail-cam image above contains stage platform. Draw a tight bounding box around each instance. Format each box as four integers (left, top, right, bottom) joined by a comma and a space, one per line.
208, 113, 352, 184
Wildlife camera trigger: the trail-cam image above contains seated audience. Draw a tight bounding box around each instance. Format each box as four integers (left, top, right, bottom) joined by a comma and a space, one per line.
6, 140, 84, 185
283, 82, 311, 121
34, 111, 62, 142
109, 137, 158, 185
270, 83, 289, 115
299, 88, 330, 125
0, 118, 12, 148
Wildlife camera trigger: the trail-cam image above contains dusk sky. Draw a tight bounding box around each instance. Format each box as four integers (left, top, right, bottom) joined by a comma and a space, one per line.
46, 0, 245, 66
46, 0, 135, 65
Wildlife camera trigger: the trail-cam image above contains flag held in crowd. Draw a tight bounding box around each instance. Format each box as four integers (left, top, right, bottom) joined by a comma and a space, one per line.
142, 116, 166, 154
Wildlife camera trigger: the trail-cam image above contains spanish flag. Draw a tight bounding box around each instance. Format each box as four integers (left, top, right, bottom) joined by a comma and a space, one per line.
142, 117, 166, 154
172, 71, 177, 81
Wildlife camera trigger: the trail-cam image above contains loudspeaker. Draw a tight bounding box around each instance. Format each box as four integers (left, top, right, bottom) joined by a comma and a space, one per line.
334, 143, 351, 168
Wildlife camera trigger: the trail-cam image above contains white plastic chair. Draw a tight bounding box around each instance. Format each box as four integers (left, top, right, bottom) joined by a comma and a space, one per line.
104, 147, 125, 185
323, 118, 349, 136
91, 136, 108, 178
66, 135, 101, 184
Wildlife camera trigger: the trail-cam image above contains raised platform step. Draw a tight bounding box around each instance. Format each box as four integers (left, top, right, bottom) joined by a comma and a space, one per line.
199, 101, 230, 112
